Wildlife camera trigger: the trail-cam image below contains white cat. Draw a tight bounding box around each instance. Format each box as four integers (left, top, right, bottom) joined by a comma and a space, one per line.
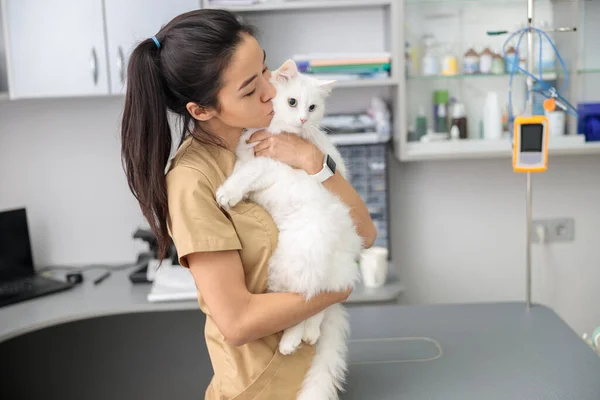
216, 59, 363, 400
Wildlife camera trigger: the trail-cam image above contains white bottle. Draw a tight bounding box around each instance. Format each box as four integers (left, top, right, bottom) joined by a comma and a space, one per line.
483, 92, 502, 140
537, 20, 556, 72
480, 46, 494, 74
545, 110, 565, 137
422, 35, 439, 76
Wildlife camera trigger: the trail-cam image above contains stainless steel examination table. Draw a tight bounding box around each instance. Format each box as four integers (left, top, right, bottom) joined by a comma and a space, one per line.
2, 298, 600, 399
345, 303, 600, 399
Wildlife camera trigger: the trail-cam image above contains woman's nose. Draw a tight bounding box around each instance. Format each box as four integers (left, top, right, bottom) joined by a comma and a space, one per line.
261, 81, 276, 102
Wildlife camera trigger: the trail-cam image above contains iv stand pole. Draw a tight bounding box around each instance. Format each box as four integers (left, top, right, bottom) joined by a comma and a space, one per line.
526, 0, 534, 309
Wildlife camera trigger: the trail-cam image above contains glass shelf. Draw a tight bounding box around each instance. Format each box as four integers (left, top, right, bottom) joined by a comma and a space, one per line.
204, 0, 391, 12
402, 136, 600, 161
407, 72, 559, 81
579, 68, 600, 75
405, 0, 577, 4
408, 69, 600, 81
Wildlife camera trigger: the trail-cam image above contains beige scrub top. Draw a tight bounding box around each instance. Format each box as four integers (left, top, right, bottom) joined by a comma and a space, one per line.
166, 136, 315, 400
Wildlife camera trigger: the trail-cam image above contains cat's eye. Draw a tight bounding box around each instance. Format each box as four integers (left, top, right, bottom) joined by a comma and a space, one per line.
288, 98, 297, 107
309, 104, 316, 112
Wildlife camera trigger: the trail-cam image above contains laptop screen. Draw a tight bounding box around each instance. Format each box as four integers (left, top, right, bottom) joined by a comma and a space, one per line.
0, 208, 34, 280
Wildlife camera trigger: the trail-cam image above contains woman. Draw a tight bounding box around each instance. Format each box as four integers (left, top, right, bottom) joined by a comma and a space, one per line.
121, 9, 377, 400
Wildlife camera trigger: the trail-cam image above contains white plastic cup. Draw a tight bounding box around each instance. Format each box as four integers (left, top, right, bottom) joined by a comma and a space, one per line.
359, 247, 389, 288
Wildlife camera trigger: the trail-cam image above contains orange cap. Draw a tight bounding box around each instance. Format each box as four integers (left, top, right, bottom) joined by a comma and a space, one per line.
544, 98, 556, 112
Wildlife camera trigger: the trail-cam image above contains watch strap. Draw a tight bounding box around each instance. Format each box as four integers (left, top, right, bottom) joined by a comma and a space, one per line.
311, 154, 335, 183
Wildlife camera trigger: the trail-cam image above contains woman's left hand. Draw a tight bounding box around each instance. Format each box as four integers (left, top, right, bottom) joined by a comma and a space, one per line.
247, 130, 324, 174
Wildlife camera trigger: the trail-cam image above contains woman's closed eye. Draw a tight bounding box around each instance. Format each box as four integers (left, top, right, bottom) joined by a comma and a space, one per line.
245, 67, 268, 97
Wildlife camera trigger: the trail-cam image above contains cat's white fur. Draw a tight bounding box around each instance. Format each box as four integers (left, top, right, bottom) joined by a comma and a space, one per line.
215, 60, 363, 400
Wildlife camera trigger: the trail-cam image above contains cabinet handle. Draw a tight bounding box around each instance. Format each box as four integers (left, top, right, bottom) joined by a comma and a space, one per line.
117, 46, 125, 85
90, 48, 99, 85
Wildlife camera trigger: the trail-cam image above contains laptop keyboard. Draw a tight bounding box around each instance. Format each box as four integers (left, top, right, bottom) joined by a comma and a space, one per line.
0, 277, 36, 296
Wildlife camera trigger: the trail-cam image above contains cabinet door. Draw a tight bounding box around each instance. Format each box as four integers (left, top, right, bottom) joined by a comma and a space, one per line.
3, 0, 109, 99
104, 0, 199, 95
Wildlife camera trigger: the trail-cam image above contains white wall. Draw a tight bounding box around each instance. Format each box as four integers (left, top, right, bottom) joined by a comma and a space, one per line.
0, 1, 599, 338
1, 95, 598, 336
389, 154, 600, 336
0, 96, 146, 266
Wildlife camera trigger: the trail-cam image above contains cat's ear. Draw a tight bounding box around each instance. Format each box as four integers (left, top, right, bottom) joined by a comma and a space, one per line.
317, 79, 336, 95
275, 59, 299, 82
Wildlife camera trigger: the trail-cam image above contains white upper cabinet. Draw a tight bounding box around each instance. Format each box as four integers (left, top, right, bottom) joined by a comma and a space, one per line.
104, 0, 199, 95
3, 0, 109, 99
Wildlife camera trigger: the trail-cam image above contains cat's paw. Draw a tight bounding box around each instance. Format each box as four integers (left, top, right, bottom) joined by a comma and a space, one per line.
216, 184, 244, 210
302, 324, 321, 345
279, 329, 303, 355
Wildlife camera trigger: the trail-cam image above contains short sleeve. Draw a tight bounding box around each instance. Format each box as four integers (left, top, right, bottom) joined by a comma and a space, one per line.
166, 166, 242, 267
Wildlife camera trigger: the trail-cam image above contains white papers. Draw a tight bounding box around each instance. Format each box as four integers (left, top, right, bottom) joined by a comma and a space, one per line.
147, 263, 197, 303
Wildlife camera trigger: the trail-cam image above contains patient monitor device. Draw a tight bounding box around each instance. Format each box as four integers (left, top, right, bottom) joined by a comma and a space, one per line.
512, 115, 549, 173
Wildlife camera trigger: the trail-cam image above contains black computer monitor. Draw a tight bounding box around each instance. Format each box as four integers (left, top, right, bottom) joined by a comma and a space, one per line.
0, 208, 35, 281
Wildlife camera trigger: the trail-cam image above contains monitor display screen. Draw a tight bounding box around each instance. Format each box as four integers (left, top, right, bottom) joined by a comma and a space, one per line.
520, 124, 544, 152
0, 208, 34, 280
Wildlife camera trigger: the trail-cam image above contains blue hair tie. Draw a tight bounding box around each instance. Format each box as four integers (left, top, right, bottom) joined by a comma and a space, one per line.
151, 36, 161, 49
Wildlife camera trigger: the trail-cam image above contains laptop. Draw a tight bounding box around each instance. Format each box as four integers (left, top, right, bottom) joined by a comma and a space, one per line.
0, 208, 73, 307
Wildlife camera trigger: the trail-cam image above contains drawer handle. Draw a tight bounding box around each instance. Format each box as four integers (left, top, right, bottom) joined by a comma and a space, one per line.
90, 48, 99, 85
117, 46, 125, 85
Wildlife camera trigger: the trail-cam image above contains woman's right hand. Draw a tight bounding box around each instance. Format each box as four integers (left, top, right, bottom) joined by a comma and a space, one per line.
188, 249, 355, 347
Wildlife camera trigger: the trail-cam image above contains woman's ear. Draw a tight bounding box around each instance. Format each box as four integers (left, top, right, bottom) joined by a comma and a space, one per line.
274, 59, 299, 82
186, 102, 215, 121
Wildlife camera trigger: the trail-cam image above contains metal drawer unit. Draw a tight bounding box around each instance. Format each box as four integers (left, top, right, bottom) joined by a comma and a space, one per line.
338, 143, 389, 250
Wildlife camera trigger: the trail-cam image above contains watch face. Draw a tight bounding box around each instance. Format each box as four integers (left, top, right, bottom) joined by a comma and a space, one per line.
326, 154, 337, 174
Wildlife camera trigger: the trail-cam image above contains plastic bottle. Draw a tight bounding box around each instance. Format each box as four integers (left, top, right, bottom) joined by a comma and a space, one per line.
451, 102, 468, 139
502, 104, 509, 133
483, 92, 502, 140
480, 47, 494, 74
441, 45, 458, 76
546, 110, 565, 136
463, 45, 479, 74
491, 50, 505, 75
433, 90, 449, 133
415, 107, 427, 140
435, 104, 448, 133
405, 41, 412, 77
422, 35, 438, 76
537, 20, 556, 72
504, 46, 518, 74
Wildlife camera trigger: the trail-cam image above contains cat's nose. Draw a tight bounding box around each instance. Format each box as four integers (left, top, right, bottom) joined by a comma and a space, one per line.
301, 119, 307, 124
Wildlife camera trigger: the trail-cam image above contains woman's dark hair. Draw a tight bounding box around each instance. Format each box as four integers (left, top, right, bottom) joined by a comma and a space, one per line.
121, 9, 256, 259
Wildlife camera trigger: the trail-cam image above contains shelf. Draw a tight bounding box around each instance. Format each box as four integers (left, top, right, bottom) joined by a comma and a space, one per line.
0, 92, 9, 101
579, 68, 600, 75
406, 0, 561, 4
205, 0, 391, 12
408, 72, 558, 82
329, 132, 390, 146
402, 135, 600, 161
408, 69, 599, 82
334, 78, 398, 89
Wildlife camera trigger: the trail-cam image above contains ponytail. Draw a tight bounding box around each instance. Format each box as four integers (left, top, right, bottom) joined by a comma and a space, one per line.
121, 39, 172, 258
120, 10, 256, 259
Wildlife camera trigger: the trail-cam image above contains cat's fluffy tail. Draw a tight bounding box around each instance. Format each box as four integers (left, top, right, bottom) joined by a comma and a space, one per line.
297, 304, 350, 400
